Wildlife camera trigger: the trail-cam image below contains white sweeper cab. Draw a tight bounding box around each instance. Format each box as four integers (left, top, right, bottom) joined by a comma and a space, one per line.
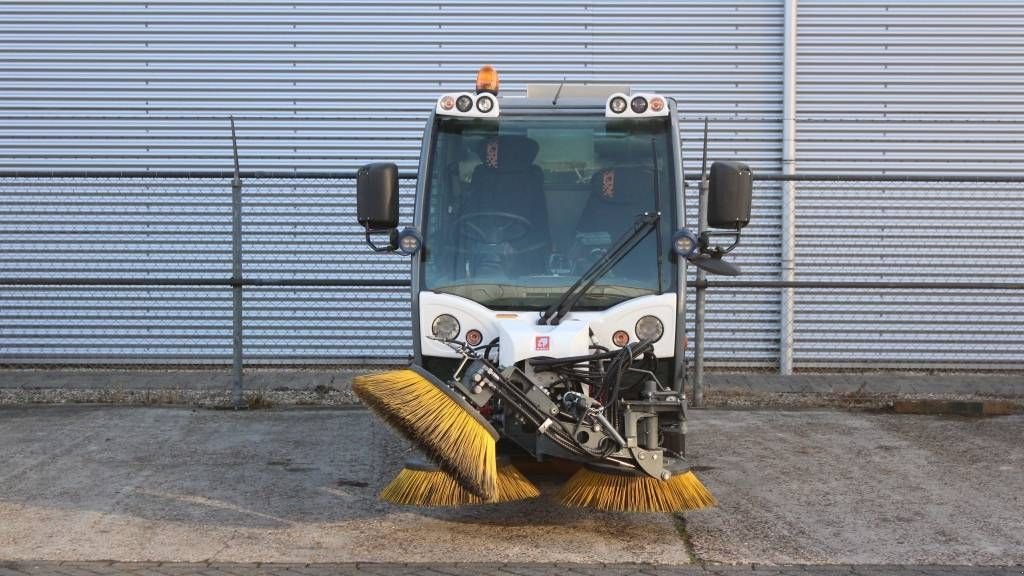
353, 66, 753, 512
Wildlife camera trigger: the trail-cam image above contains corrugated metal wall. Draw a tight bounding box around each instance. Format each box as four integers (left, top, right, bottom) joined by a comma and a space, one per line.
0, 1, 783, 172
0, 1, 784, 364
794, 1, 1024, 367
1, 1, 1021, 368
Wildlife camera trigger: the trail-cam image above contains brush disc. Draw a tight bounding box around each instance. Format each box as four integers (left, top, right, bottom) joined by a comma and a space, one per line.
558, 465, 716, 513
494, 461, 542, 502
354, 366, 499, 499
379, 459, 541, 507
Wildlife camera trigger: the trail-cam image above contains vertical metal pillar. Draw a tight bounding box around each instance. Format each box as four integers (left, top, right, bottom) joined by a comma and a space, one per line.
692, 119, 709, 408
780, 0, 798, 375
669, 103, 688, 402
229, 117, 245, 408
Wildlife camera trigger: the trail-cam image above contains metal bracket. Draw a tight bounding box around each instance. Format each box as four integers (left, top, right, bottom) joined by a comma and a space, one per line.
629, 446, 669, 480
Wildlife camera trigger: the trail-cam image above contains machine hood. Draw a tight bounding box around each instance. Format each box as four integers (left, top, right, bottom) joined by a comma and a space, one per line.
418, 291, 677, 367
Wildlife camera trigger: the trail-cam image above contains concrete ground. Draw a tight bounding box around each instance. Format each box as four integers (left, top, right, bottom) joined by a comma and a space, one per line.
1, 562, 1022, 576
0, 405, 1021, 566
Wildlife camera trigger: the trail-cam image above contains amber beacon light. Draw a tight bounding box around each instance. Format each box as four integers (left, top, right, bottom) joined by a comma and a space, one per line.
476, 65, 500, 95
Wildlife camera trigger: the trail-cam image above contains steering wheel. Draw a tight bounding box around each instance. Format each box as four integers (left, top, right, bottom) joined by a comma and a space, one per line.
453, 211, 548, 259
455, 211, 534, 244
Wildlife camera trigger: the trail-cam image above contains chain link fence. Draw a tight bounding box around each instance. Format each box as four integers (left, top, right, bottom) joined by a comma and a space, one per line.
1, 172, 1022, 382
688, 177, 1024, 373
0, 173, 416, 366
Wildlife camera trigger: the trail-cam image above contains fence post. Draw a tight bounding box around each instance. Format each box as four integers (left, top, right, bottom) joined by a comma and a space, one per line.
229, 117, 244, 409
692, 119, 710, 408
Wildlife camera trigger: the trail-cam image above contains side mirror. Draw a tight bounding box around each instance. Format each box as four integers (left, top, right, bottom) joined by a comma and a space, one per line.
691, 161, 752, 275
356, 162, 399, 231
707, 161, 752, 230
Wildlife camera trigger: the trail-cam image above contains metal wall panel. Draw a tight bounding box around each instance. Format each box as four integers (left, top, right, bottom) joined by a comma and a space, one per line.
795, 1, 1024, 368
0, 1, 783, 172
3, 1, 1023, 369
0, 1, 784, 364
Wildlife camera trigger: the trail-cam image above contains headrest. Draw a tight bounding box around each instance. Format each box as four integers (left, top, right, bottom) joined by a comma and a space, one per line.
475, 135, 539, 170
590, 167, 654, 204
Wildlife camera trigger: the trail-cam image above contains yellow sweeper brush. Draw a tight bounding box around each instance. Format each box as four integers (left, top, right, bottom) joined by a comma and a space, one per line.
353, 365, 499, 499
379, 457, 540, 507
558, 465, 716, 513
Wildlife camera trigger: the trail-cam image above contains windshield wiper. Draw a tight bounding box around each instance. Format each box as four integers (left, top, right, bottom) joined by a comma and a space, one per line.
537, 211, 660, 325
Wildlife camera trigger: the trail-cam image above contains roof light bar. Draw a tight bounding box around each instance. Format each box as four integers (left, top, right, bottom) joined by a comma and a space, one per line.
435, 92, 500, 118
606, 92, 670, 118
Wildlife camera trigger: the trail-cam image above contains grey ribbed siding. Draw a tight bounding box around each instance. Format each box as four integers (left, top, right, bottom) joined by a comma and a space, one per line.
0, 1, 784, 364
3, 2, 1020, 369
797, 1, 1024, 175
0, 1, 784, 172
794, 1, 1024, 367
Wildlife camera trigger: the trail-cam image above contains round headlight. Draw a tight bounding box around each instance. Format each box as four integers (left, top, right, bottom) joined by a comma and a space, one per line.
439, 95, 455, 111
456, 95, 473, 113
635, 315, 664, 342
396, 227, 422, 256
650, 97, 665, 112
609, 96, 628, 114
431, 314, 460, 340
393, 225, 421, 254
671, 228, 699, 258
399, 235, 419, 254
476, 95, 494, 113
630, 96, 648, 114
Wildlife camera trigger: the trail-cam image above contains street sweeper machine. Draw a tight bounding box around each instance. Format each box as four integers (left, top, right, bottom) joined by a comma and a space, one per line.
353, 66, 753, 512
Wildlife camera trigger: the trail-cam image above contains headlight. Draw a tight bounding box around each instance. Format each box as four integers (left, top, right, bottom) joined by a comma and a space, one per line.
609, 96, 627, 114
431, 314, 460, 340
630, 96, 648, 114
635, 315, 664, 342
671, 228, 699, 258
396, 227, 422, 256
476, 95, 494, 113
456, 94, 474, 113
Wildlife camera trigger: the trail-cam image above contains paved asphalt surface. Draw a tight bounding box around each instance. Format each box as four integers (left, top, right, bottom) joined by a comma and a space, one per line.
1, 562, 1022, 575
0, 405, 1022, 567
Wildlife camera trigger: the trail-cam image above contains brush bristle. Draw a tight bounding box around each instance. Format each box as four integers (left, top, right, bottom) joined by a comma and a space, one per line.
379, 463, 540, 507
495, 463, 542, 502
558, 468, 716, 513
354, 369, 497, 499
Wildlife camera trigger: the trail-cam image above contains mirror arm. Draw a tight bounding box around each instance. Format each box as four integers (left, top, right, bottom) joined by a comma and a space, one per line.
699, 229, 741, 257
364, 227, 398, 253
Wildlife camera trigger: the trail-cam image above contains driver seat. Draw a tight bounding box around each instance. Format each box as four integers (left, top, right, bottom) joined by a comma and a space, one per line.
464, 135, 550, 276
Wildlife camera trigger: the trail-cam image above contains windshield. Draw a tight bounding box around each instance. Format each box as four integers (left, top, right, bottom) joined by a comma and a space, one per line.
422, 113, 676, 310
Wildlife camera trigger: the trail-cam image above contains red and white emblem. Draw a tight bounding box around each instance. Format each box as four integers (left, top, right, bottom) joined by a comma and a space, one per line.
535, 336, 550, 351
